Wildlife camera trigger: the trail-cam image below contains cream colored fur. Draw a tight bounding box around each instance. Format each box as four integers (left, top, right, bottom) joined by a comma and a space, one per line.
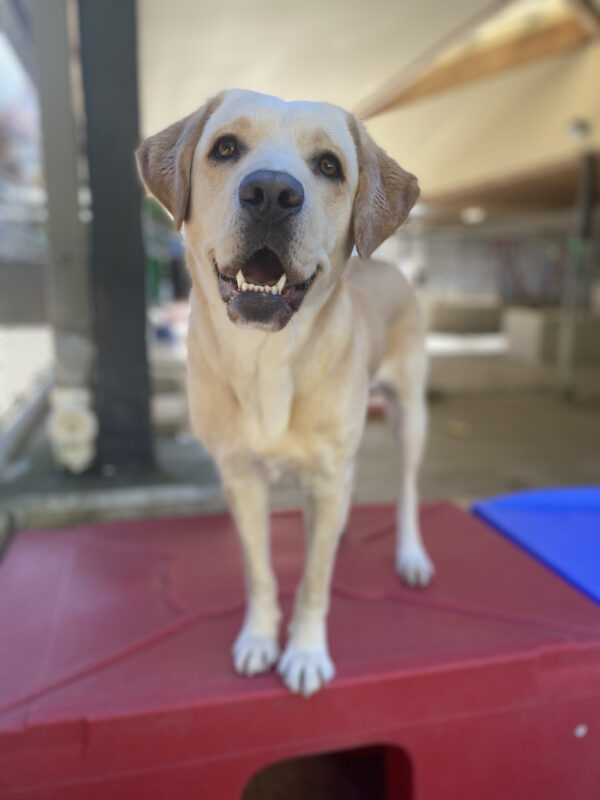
137, 89, 434, 696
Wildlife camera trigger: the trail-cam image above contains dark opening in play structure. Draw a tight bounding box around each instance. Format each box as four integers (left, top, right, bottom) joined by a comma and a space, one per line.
241, 744, 413, 800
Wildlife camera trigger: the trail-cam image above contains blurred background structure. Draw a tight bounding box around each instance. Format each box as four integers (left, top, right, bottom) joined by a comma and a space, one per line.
0, 0, 599, 535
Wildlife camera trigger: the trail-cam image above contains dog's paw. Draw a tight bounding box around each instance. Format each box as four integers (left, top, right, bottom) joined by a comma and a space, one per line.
277, 645, 335, 697
232, 629, 280, 676
396, 546, 435, 588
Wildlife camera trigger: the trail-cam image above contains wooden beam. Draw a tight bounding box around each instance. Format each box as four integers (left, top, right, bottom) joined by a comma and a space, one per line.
566, 0, 600, 34
362, 16, 590, 118
354, 0, 506, 120
411, 154, 600, 226
421, 156, 600, 212
390, 18, 590, 110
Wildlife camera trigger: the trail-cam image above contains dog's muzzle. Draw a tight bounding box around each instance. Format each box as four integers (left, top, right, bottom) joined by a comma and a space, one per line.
215, 248, 315, 331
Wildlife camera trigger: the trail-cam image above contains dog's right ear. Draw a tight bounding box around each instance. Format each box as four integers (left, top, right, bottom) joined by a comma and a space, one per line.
136, 93, 223, 230
347, 115, 420, 259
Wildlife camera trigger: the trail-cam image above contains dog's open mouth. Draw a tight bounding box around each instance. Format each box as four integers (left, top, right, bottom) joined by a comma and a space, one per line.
215, 248, 316, 330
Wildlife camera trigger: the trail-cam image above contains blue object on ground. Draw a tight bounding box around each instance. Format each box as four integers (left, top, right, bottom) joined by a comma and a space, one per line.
473, 487, 600, 605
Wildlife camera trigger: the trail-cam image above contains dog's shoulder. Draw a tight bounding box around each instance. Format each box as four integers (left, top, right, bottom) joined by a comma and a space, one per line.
346, 255, 420, 326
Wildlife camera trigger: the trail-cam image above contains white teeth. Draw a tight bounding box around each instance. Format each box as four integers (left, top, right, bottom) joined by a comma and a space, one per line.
237, 277, 285, 294
235, 266, 288, 295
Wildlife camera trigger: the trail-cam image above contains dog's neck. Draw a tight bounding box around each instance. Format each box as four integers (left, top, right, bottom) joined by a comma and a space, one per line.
185, 247, 360, 451
189, 278, 299, 447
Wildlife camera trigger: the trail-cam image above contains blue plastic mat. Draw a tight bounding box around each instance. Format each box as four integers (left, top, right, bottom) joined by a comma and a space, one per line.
473, 487, 600, 605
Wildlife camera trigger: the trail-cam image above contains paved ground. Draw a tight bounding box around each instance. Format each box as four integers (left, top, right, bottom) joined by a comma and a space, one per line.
0, 261, 47, 325
0, 260, 52, 436
2, 390, 599, 531
373, 391, 600, 504
273, 391, 600, 509
0, 325, 52, 432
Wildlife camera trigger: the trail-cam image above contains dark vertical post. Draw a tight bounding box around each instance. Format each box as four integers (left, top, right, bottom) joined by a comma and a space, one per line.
557, 153, 597, 398
577, 152, 597, 242
78, 0, 153, 471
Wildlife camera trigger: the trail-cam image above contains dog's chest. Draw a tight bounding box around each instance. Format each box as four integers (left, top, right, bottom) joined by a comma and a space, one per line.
225, 340, 295, 448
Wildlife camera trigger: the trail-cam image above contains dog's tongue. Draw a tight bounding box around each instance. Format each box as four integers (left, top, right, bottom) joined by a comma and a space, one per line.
243, 248, 284, 286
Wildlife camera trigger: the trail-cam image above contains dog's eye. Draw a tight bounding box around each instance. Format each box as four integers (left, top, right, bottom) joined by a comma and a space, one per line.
318, 153, 341, 179
212, 136, 238, 160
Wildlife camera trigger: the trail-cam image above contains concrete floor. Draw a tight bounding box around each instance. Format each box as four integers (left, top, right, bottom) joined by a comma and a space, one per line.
0, 261, 47, 326
367, 392, 600, 504
0, 325, 52, 429
2, 390, 599, 532
271, 391, 600, 510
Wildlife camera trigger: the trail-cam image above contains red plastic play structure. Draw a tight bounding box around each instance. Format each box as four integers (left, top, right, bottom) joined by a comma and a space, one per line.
1, 503, 599, 798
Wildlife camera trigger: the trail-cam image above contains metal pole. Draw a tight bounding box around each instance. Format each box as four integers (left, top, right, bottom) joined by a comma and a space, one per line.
30, 0, 98, 472
78, 0, 154, 473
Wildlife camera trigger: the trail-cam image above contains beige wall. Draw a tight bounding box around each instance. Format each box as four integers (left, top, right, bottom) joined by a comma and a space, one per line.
366, 40, 600, 198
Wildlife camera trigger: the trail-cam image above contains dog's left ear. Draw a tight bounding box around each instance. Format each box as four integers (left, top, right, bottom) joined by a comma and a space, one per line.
136, 93, 223, 230
348, 116, 420, 259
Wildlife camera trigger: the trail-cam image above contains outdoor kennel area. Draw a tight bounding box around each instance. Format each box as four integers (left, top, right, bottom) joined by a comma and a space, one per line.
1, 0, 599, 798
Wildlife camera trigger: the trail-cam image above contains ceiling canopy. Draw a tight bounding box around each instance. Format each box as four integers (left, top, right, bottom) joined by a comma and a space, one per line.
137, 0, 500, 135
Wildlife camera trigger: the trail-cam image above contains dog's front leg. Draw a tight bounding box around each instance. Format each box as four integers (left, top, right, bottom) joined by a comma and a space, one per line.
222, 462, 281, 676
278, 464, 354, 696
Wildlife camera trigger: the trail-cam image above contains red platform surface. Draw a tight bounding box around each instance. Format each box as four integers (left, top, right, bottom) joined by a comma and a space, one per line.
1, 503, 599, 799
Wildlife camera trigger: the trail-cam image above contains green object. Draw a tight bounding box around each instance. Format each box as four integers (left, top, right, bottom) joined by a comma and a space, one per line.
141, 197, 176, 303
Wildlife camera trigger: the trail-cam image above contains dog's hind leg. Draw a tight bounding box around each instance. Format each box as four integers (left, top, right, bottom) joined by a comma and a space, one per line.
378, 321, 434, 587
222, 462, 282, 675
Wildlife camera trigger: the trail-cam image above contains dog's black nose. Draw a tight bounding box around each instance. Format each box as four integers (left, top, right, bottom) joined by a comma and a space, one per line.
239, 170, 304, 222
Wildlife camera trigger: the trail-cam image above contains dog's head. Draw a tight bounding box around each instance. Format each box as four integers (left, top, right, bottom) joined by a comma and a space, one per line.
137, 90, 419, 331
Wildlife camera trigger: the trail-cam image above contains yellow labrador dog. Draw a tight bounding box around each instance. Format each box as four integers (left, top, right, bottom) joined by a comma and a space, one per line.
137, 89, 434, 696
